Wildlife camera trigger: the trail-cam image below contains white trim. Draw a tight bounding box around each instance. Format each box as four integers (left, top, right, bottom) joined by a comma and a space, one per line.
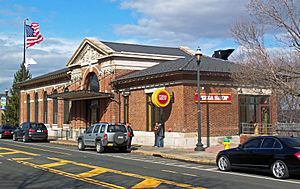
144, 87, 165, 94
20, 82, 69, 93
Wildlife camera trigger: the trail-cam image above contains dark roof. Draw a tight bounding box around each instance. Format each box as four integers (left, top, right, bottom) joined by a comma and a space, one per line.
116, 55, 235, 81
17, 67, 70, 87
101, 41, 189, 57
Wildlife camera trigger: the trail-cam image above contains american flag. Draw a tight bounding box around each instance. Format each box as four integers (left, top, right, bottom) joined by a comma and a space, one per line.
25, 22, 43, 48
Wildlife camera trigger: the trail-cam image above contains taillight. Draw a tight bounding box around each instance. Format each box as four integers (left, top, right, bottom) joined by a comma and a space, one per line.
28, 129, 35, 132
4, 131, 11, 134
294, 152, 300, 160
104, 134, 108, 141
43, 130, 48, 133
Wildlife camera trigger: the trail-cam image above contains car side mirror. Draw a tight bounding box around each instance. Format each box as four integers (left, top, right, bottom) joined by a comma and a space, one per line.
238, 144, 243, 149
83, 130, 86, 134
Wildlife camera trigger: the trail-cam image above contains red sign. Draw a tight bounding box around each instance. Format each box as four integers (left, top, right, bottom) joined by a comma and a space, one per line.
194, 93, 231, 103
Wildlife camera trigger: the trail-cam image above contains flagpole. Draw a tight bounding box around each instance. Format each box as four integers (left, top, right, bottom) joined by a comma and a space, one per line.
23, 18, 28, 66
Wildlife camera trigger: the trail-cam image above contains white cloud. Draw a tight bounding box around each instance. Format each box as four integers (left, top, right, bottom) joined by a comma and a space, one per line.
116, 0, 250, 49
0, 33, 79, 93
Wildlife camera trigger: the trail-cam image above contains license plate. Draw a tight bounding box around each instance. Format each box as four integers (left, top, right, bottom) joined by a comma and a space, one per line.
107, 143, 113, 146
37, 130, 42, 132
118, 136, 123, 139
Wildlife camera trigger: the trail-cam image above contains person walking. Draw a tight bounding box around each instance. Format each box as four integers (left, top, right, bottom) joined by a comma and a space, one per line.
157, 123, 165, 147
153, 122, 159, 147
126, 123, 134, 149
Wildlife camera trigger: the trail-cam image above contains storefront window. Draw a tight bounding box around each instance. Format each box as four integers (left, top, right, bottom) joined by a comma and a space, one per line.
239, 95, 271, 125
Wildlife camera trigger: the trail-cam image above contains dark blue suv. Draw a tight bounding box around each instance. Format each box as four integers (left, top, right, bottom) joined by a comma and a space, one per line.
13, 122, 48, 142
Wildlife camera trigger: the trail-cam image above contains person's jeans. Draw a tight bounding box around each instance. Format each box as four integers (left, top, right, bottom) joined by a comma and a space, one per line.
157, 136, 164, 147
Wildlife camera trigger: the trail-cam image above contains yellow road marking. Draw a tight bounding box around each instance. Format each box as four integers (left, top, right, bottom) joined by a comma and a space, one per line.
40, 161, 68, 168
12, 159, 125, 189
9, 155, 206, 189
132, 178, 161, 188
0, 147, 39, 156
77, 168, 107, 178
4, 142, 72, 155
49, 157, 205, 189
0, 151, 19, 155
11, 158, 32, 161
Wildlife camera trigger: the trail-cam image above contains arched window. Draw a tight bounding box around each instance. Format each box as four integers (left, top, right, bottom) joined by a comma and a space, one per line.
27, 94, 30, 122
86, 72, 99, 92
43, 92, 48, 123
35, 93, 38, 122
53, 90, 58, 124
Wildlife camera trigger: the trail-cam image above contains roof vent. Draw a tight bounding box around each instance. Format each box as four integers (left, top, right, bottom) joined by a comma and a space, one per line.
212, 49, 234, 60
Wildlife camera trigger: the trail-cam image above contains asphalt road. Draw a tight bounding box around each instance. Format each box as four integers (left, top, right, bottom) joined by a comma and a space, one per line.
0, 139, 300, 189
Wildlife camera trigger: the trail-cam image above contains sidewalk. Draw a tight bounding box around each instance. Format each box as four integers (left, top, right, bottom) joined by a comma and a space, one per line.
50, 140, 238, 165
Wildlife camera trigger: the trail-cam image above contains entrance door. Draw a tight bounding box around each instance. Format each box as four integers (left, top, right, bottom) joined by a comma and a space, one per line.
258, 105, 271, 134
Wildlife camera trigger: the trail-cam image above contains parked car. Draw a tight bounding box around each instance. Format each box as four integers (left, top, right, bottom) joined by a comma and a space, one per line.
0, 125, 17, 139
77, 122, 129, 153
216, 136, 300, 179
13, 122, 48, 142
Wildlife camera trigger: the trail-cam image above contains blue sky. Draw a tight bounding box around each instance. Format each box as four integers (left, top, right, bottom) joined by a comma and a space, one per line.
0, 0, 254, 93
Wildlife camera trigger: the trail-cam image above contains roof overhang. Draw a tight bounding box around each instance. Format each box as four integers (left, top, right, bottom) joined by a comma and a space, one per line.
48, 90, 114, 101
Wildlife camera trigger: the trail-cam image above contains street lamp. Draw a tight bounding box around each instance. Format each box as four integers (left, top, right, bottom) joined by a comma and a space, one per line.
194, 47, 205, 151
4, 89, 8, 124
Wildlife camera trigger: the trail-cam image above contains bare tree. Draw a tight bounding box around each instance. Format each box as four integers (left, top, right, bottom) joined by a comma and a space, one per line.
231, 0, 300, 96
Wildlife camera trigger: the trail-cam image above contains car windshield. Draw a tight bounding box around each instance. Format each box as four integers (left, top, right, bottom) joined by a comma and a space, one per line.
30, 123, 47, 130
107, 125, 127, 133
281, 137, 300, 147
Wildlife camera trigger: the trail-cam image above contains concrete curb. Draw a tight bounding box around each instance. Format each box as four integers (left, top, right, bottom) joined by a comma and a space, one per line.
50, 140, 217, 165
131, 150, 216, 165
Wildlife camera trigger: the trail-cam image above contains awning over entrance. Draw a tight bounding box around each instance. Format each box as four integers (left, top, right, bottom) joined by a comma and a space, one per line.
48, 90, 114, 101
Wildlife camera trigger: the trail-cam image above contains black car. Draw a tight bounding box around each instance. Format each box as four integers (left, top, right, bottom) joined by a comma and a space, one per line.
13, 122, 48, 142
217, 136, 300, 179
0, 125, 17, 139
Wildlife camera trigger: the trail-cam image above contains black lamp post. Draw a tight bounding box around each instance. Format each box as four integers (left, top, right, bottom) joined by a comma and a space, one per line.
4, 89, 8, 124
194, 48, 205, 151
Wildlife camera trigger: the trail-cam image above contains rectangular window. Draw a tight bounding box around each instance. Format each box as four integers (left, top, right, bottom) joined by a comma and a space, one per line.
64, 100, 70, 124
123, 96, 129, 123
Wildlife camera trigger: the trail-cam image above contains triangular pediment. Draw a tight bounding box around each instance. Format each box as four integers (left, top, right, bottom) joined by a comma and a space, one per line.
67, 38, 115, 67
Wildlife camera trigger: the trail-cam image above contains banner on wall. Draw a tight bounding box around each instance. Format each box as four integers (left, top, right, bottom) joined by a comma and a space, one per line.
1, 96, 7, 110
194, 93, 231, 103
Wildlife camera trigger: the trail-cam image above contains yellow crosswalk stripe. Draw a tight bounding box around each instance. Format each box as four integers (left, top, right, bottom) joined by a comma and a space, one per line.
40, 161, 68, 168
132, 178, 161, 188
77, 168, 107, 178
0, 147, 39, 156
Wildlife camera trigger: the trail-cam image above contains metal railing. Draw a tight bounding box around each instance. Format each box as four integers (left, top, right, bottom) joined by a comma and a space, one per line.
240, 123, 273, 135
240, 122, 300, 137
275, 123, 300, 137
53, 128, 85, 140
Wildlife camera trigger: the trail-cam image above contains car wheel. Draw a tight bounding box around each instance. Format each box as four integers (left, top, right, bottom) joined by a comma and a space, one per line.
22, 135, 28, 143
271, 160, 289, 179
78, 140, 85, 151
217, 155, 231, 171
114, 132, 126, 145
12, 134, 17, 141
96, 141, 105, 153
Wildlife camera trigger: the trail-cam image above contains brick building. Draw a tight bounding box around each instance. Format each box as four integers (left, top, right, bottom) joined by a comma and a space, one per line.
17, 38, 277, 148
